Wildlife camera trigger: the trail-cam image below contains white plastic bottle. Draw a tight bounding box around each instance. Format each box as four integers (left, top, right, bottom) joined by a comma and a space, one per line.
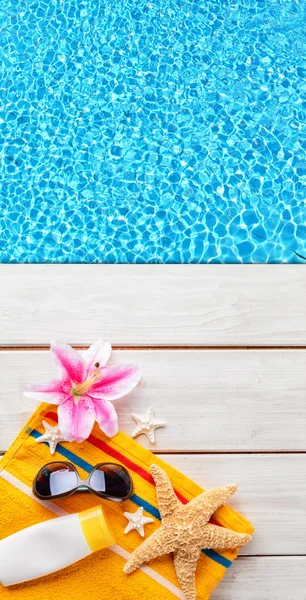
0, 505, 115, 586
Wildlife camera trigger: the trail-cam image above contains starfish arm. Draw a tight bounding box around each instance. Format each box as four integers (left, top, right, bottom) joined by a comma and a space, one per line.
202, 524, 252, 550
150, 464, 180, 520
173, 547, 199, 600
148, 429, 155, 443
152, 417, 166, 428
124, 511, 133, 519
138, 524, 145, 537
124, 522, 134, 535
131, 424, 142, 438
187, 484, 238, 521
131, 413, 142, 423
42, 420, 51, 430
123, 527, 176, 574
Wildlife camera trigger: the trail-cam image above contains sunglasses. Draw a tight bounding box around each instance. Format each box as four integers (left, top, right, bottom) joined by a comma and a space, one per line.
33, 461, 133, 502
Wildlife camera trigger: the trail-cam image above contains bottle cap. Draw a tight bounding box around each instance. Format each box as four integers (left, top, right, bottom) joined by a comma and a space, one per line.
78, 506, 115, 552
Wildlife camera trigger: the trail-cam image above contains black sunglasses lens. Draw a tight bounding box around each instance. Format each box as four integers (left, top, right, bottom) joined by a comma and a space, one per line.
90, 464, 132, 499
35, 463, 78, 498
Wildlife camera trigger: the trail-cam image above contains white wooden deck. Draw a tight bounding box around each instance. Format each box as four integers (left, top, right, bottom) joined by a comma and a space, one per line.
0, 265, 305, 599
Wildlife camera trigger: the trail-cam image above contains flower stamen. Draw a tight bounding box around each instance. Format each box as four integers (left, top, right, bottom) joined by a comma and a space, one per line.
73, 365, 101, 398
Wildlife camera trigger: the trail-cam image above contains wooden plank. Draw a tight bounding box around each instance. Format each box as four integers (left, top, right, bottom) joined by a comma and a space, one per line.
162, 454, 306, 556
0, 265, 305, 346
0, 559, 302, 600
1, 349, 305, 451
213, 557, 306, 600
0, 449, 304, 556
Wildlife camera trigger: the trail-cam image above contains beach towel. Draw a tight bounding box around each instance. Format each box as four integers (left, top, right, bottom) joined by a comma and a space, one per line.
0, 403, 253, 600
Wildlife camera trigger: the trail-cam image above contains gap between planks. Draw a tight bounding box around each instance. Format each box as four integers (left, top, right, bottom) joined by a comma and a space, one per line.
149, 450, 306, 455
1, 450, 305, 456
233, 555, 306, 559
1, 345, 306, 351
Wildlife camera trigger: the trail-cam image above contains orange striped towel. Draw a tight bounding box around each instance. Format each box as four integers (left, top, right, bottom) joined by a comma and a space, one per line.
0, 403, 253, 599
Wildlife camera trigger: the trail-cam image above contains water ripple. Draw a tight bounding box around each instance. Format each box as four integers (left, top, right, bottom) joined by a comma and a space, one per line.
0, 0, 305, 262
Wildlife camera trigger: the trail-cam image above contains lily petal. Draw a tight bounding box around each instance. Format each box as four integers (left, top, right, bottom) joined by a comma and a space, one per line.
58, 395, 96, 442
90, 364, 141, 401
24, 378, 71, 404
51, 341, 86, 384
82, 340, 112, 372
90, 397, 119, 437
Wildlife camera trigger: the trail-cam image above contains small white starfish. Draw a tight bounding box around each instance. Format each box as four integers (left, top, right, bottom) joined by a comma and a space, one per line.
124, 506, 154, 537
35, 420, 68, 455
131, 407, 165, 443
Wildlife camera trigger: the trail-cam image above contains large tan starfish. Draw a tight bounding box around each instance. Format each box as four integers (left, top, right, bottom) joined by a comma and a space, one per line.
124, 464, 252, 600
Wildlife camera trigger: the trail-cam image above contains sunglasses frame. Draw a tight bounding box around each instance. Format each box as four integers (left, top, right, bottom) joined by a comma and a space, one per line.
33, 461, 133, 502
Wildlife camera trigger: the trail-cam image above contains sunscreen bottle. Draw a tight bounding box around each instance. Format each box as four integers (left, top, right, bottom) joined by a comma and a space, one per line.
0, 506, 115, 586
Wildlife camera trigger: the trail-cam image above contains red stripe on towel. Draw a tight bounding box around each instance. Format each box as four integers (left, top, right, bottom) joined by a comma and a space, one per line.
43, 410, 220, 518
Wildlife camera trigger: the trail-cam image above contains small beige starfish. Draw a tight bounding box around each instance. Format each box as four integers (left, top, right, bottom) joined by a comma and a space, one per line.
124, 464, 252, 600
124, 506, 154, 537
131, 407, 165, 443
35, 420, 68, 455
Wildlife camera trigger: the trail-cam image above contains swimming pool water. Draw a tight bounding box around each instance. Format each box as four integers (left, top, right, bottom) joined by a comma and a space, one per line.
1, 0, 306, 263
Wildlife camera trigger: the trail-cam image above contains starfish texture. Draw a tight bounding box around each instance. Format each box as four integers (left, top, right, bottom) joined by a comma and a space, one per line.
35, 420, 68, 454
124, 506, 154, 537
124, 464, 252, 600
131, 407, 165, 443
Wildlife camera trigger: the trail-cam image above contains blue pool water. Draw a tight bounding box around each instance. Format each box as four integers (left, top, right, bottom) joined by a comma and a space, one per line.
0, 0, 305, 263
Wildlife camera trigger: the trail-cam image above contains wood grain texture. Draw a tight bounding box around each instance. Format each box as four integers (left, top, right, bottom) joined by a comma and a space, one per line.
0, 265, 305, 346
1, 349, 305, 451
162, 454, 306, 556
0, 557, 302, 599
0, 451, 304, 556
213, 557, 306, 600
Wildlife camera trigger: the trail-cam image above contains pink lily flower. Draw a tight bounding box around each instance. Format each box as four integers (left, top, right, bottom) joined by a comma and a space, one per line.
24, 341, 140, 442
